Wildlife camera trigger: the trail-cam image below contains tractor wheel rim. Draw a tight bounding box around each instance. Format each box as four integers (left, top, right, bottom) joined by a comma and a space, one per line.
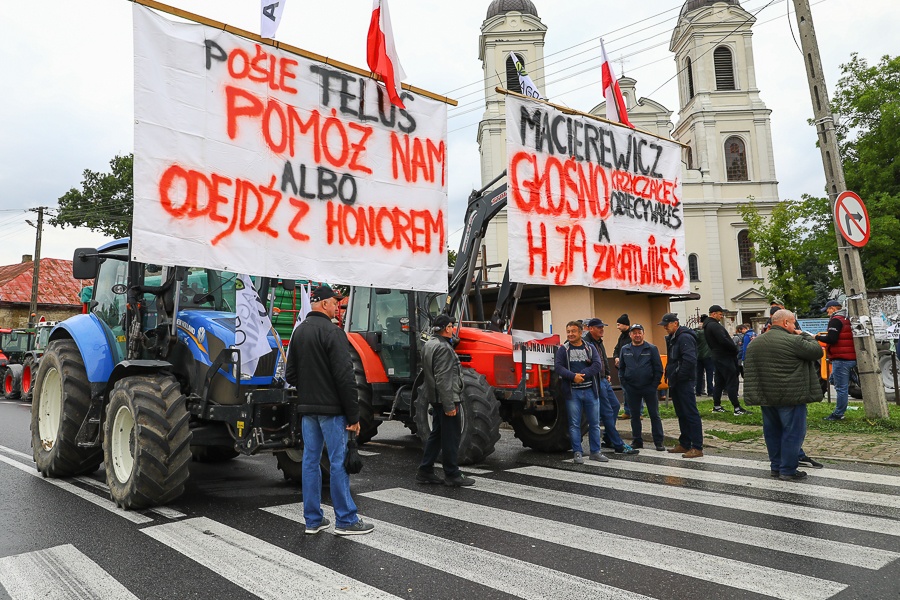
22, 367, 31, 393
37, 367, 62, 448
285, 447, 303, 462
111, 405, 136, 484
4, 373, 12, 395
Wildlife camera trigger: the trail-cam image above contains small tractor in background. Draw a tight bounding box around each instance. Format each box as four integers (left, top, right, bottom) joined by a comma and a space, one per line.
1, 328, 34, 400
19, 320, 58, 401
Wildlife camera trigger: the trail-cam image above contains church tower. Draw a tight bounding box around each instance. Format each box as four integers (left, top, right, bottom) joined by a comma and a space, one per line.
670, 0, 779, 326
477, 0, 546, 281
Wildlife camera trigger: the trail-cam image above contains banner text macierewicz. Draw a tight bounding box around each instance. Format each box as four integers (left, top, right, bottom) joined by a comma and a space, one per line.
132, 6, 448, 291
506, 95, 687, 294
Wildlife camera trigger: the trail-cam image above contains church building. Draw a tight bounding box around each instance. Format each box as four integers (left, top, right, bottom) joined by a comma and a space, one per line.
476, 0, 778, 335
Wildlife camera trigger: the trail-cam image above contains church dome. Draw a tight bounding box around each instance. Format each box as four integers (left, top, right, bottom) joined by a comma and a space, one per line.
680, 0, 741, 18
486, 0, 539, 20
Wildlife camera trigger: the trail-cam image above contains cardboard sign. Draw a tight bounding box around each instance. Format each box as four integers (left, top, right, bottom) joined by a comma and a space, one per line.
132, 6, 448, 292
505, 95, 687, 294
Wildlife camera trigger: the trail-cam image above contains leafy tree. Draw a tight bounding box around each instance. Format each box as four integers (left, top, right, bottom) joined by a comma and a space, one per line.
740, 195, 838, 316
447, 249, 457, 267
51, 154, 133, 238
832, 53, 900, 288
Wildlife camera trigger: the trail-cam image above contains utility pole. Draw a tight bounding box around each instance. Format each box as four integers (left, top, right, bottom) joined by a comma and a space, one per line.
792, 1, 889, 418
28, 207, 44, 329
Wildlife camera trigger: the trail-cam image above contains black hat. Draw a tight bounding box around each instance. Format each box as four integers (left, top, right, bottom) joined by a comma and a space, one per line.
658, 313, 679, 326
586, 318, 608, 328
310, 284, 341, 303
432, 314, 454, 330
629, 323, 644, 332
617, 314, 630, 326
708, 304, 726, 313
769, 306, 780, 316
824, 300, 842, 310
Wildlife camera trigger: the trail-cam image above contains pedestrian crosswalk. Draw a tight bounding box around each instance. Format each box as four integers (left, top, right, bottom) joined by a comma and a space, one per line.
1, 444, 899, 599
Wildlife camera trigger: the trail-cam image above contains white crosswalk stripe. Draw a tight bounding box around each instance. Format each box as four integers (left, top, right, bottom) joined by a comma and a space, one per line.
361, 487, 848, 600
566, 456, 900, 509
263, 502, 659, 600
141, 517, 402, 599
0, 544, 139, 600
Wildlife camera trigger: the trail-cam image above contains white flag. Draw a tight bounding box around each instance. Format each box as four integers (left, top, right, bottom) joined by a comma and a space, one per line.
235, 275, 275, 377
511, 52, 543, 100
294, 283, 312, 332
260, 0, 287, 39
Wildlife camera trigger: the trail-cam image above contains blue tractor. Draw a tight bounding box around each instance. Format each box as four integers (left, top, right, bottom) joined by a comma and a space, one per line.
30, 239, 304, 509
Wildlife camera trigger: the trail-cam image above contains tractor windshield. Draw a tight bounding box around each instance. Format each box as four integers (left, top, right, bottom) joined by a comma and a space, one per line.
0, 331, 30, 353
179, 268, 237, 312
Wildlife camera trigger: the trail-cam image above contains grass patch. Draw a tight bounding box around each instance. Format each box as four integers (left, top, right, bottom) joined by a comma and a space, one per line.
705, 428, 764, 442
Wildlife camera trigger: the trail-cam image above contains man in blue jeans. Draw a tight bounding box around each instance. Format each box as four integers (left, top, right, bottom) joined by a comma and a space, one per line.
816, 300, 857, 421
555, 321, 604, 464
582, 318, 639, 456
286, 285, 374, 536
744, 310, 824, 481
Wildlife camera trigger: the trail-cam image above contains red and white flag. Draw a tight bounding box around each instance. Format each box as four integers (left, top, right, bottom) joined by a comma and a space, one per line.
367, 0, 406, 108
600, 38, 634, 128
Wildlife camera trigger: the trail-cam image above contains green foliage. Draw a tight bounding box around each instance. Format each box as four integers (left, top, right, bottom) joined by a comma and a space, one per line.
739, 195, 838, 316
51, 154, 133, 238
832, 54, 900, 288
447, 249, 457, 267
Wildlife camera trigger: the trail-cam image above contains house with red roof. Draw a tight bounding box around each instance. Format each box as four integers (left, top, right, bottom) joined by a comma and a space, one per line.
0, 255, 90, 327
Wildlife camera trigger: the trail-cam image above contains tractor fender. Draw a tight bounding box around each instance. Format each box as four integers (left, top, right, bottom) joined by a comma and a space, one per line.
107, 360, 175, 394
48, 315, 117, 384
346, 332, 388, 383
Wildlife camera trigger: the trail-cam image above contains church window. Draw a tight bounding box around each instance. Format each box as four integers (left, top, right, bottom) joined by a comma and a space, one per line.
714, 46, 736, 90
689, 254, 700, 281
737, 230, 756, 278
505, 54, 523, 94
685, 146, 694, 169
685, 57, 695, 99
725, 136, 748, 181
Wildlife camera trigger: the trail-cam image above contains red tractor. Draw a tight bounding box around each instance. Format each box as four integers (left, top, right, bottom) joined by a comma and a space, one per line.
345, 174, 576, 464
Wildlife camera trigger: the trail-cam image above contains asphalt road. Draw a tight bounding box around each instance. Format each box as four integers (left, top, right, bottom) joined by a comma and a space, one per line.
1, 398, 899, 600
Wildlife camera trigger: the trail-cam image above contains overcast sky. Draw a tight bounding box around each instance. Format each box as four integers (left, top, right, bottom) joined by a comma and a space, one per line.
0, 0, 896, 267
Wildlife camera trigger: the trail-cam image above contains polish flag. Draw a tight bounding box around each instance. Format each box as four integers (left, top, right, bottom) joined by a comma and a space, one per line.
600, 38, 634, 128
367, 0, 406, 108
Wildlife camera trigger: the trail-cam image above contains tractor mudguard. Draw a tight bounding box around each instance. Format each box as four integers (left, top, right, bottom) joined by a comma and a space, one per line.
347, 332, 388, 383
108, 360, 175, 391
48, 314, 117, 384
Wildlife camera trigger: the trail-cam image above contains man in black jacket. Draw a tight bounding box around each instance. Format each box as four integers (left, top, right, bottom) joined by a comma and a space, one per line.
613, 313, 643, 419
417, 314, 475, 487
286, 285, 373, 536
704, 304, 751, 415
618, 324, 665, 451
659, 313, 704, 458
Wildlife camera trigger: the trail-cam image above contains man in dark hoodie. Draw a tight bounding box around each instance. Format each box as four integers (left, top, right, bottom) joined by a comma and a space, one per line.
704, 304, 751, 415
659, 313, 704, 458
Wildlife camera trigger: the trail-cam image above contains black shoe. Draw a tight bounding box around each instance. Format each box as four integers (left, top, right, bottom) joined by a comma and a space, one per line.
770, 470, 781, 478
415, 470, 444, 484
444, 474, 475, 487
779, 471, 808, 481
711, 406, 726, 413
798, 457, 824, 469
654, 444, 666, 452
734, 407, 750, 416
614, 444, 640, 455
631, 440, 644, 449
600, 441, 611, 449
823, 414, 844, 421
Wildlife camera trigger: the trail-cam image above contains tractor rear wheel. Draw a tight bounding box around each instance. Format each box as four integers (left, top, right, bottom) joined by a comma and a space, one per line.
275, 446, 330, 486
509, 374, 581, 453
351, 351, 380, 444
31, 340, 103, 477
4, 364, 23, 400
414, 368, 500, 465
21, 357, 36, 401
103, 374, 192, 509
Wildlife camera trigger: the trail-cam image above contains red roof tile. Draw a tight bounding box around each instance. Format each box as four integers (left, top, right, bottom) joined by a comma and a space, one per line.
0, 258, 89, 307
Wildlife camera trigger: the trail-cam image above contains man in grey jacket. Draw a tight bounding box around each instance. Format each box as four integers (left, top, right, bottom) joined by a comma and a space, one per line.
417, 314, 475, 487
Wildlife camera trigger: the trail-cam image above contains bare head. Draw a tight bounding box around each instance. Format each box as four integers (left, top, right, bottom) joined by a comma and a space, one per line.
771, 309, 796, 332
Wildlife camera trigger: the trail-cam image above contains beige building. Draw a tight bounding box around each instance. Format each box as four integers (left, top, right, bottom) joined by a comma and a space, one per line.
476, 0, 778, 339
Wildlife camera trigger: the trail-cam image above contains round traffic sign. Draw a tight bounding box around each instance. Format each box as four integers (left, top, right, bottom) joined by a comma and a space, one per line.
834, 191, 870, 248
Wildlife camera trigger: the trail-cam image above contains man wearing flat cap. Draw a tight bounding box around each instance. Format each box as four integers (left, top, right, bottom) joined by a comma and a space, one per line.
659, 313, 704, 458
417, 314, 475, 486
704, 304, 751, 416
286, 284, 373, 536
816, 300, 856, 421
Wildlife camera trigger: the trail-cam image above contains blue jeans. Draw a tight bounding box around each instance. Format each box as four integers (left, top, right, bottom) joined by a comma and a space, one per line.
302, 415, 358, 529
598, 379, 625, 449
830, 359, 856, 417
623, 384, 664, 446
567, 387, 602, 454
761, 405, 808, 475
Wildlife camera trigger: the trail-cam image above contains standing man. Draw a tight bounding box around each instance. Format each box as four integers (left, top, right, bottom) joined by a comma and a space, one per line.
417, 315, 475, 487
286, 285, 374, 536
659, 314, 704, 458
704, 305, 751, 415
744, 309, 824, 480
695, 315, 715, 397
816, 300, 857, 421
613, 314, 643, 419
555, 321, 604, 464
618, 324, 665, 451
583, 318, 639, 455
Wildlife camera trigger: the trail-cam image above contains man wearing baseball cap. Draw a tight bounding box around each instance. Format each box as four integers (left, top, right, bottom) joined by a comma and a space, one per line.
704, 305, 751, 416
618, 323, 665, 451
816, 300, 856, 421
659, 313, 704, 458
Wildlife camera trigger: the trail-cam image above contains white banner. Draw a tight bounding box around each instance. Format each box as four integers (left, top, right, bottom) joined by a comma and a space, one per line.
133, 6, 448, 292
505, 95, 687, 294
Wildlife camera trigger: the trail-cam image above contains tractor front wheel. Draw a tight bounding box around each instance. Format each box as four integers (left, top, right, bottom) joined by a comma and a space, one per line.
351, 351, 380, 444
21, 357, 37, 401
509, 374, 581, 453
4, 364, 23, 400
